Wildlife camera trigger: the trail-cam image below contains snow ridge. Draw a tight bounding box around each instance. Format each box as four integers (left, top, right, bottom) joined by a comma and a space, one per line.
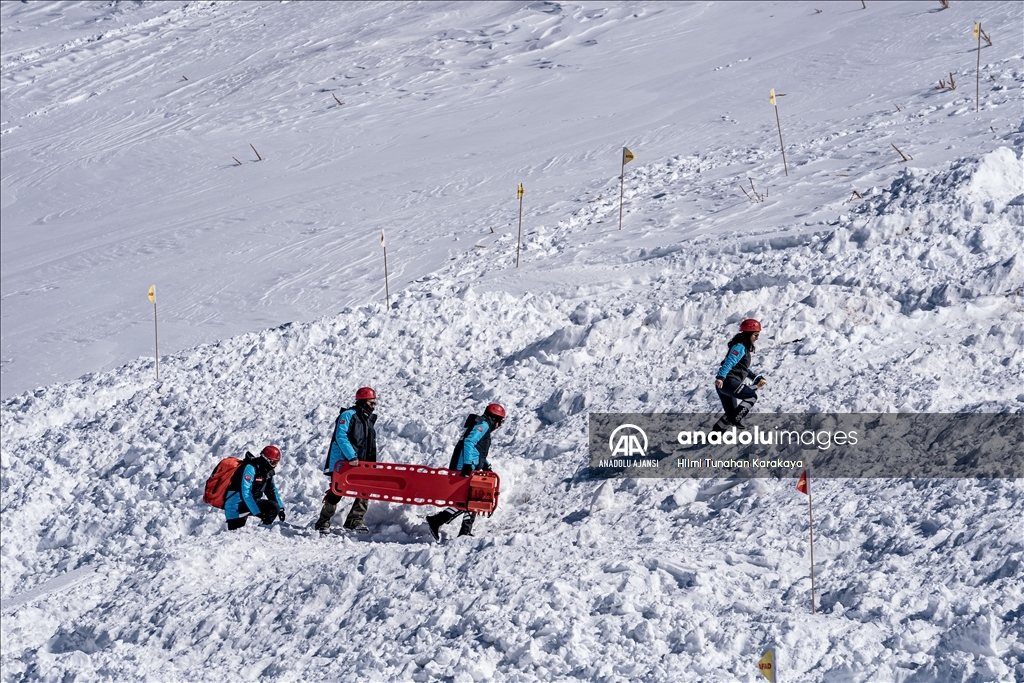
4, 144, 1023, 681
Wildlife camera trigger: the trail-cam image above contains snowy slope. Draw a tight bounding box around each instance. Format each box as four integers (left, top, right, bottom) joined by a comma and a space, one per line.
2, 2, 1024, 682
3, 0, 1023, 397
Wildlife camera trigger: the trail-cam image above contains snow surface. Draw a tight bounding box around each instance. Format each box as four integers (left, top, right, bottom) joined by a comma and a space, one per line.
2, 1, 1023, 681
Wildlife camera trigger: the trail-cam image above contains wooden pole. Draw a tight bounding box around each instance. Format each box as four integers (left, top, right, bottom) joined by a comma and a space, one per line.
774, 105, 789, 177
516, 184, 524, 268
618, 147, 635, 230
153, 301, 159, 381
147, 286, 160, 381
618, 158, 625, 230
383, 245, 390, 308
807, 471, 816, 614
976, 22, 982, 112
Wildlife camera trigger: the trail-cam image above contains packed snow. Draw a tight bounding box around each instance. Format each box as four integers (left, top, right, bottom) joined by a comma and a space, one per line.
2, 1, 1023, 682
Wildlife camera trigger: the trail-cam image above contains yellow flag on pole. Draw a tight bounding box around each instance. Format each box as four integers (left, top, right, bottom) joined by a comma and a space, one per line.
380, 230, 386, 248
769, 88, 777, 106
148, 285, 156, 304
517, 183, 524, 199
757, 648, 775, 683
973, 22, 980, 39
622, 147, 635, 165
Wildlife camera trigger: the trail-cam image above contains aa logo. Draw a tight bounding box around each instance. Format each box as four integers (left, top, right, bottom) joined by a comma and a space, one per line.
608, 424, 648, 457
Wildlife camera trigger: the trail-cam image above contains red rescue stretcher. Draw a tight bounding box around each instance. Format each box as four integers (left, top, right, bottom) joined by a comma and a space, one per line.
330, 460, 501, 515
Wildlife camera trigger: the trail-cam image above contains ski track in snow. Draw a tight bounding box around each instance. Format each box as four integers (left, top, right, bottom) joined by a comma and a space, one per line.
2, 0, 1022, 397
2, 1, 1024, 682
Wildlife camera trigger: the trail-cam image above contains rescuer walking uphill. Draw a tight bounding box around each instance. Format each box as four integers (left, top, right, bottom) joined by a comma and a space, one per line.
427, 403, 506, 542
714, 319, 767, 431
315, 387, 378, 533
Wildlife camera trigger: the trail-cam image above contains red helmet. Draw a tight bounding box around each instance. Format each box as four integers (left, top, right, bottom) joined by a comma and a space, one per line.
485, 403, 506, 419
261, 445, 281, 465
739, 319, 762, 333
355, 387, 377, 401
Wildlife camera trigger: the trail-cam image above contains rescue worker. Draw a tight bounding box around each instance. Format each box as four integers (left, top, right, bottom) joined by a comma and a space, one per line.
224, 445, 285, 530
315, 387, 378, 533
426, 403, 505, 542
714, 318, 767, 430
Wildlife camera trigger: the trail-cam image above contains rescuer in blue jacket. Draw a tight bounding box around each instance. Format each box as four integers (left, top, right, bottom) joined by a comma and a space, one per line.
714, 318, 767, 430
224, 445, 285, 530
314, 387, 378, 533
426, 403, 505, 542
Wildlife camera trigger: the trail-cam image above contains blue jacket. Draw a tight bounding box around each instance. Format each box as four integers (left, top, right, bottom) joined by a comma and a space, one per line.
450, 414, 496, 471
224, 459, 283, 520
717, 343, 756, 384
323, 406, 377, 474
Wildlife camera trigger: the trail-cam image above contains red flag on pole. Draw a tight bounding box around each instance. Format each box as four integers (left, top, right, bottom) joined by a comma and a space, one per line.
797, 468, 816, 613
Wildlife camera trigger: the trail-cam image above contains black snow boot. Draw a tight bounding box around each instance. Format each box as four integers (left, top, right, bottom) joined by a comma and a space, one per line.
315, 502, 337, 531
426, 510, 457, 543
342, 498, 369, 532
458, 513, 475, 537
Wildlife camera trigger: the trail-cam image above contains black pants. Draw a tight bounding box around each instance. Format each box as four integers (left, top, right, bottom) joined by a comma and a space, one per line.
717, 377, 758, 421
227, 499, 280, 530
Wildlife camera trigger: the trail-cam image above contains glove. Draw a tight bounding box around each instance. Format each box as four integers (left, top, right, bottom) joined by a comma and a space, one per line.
278, 510, 286, 522
460, 464, 473, 477
753, 375, 767, 388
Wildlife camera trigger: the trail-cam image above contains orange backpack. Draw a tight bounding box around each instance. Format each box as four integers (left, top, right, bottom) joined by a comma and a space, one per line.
203, 457, 243, 509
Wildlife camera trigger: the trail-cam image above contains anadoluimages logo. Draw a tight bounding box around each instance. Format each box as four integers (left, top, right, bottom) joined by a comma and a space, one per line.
589, 413, 1024, 479
608, 424, 648, 457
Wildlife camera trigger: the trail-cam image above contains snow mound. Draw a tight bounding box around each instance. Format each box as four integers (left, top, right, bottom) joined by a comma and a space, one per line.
3, 142, 1023, 681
